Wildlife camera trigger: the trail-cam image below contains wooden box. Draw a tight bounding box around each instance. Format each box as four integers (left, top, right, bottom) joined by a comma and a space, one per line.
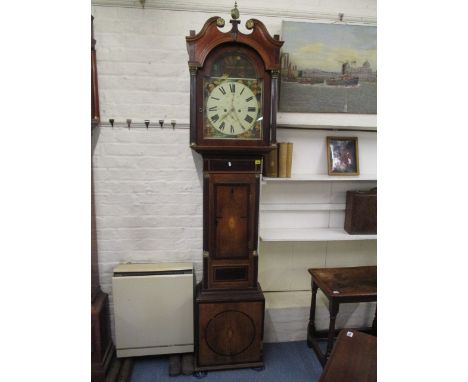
344, 189, 377, 235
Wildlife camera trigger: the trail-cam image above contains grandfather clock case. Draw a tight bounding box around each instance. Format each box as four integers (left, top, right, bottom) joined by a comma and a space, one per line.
186, 5, 283, 371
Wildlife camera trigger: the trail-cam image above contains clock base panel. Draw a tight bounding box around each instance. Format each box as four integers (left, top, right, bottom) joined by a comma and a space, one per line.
195, 282, 265, 371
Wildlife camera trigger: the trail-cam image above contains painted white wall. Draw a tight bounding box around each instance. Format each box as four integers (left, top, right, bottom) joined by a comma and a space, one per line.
91, 0, 377, 342
259, 127, 376, 341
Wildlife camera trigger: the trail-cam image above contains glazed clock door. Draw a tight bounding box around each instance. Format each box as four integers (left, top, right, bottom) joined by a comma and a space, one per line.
205, 81, 260, 137
197, 44, 271, 148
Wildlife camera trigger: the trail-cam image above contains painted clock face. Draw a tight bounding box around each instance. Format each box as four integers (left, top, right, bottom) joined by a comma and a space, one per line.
204, 78, 263, 140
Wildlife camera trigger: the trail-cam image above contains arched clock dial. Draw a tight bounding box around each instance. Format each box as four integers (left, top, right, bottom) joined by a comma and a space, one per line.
206, 80, 259, 137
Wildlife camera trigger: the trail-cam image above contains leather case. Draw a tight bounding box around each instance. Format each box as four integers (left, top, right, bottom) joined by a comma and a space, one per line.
344, 188, 377, 234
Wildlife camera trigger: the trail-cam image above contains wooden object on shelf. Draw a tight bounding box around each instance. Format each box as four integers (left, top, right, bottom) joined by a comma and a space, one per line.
186, 5, 283, 371
286, 142, 293, 177
319, 329, 376, 382
344, 188, 377, 235
278, 142, 288, 178
307, 266, 377, 366
263, 146, 278, 177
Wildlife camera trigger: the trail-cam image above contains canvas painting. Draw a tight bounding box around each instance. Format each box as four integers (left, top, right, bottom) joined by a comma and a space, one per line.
279, 21, 377, 114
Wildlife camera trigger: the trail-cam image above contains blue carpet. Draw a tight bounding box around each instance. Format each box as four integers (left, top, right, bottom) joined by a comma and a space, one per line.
129, 341, 325, 382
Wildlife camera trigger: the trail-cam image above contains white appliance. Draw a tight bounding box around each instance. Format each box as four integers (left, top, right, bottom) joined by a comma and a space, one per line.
112, 262, 194, 358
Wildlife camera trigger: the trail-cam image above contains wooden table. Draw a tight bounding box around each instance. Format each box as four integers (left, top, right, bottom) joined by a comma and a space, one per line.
307, 266, 377, 366
319, 329, 376, 382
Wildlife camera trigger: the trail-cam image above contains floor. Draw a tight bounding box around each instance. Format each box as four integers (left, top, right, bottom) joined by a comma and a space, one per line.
129, 341, 325, 382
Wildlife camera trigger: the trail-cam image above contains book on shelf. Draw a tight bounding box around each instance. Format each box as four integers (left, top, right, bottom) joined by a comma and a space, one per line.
286, 142, 293, 178
277, 142, 293, 178
264, 146, 278, 177
278, 142, 288, 178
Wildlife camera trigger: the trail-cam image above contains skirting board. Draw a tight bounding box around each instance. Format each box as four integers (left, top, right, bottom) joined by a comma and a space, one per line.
116, 344, 194, 358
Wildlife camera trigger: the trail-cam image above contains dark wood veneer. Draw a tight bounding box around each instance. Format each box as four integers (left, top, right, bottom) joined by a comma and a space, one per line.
186, 15, 283, 152
307, 266, 377, 366
319, 329, 376, 382
187, 10, 282, 371
91, 15, 100, 130
186, 17, 282, 71
195, 283, 265, 369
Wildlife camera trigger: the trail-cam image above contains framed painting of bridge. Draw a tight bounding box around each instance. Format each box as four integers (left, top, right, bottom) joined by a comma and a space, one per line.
279, 21, 377, 114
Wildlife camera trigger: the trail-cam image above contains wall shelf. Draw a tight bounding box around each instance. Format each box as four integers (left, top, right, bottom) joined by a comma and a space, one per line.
259, 228, 377, 242
277, 124, 377, 132
263, 174, 377, 182
260, 203, 345, 211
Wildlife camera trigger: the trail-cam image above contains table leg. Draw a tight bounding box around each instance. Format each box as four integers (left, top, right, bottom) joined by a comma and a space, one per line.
325, 300, 339, 360
307, 281, 318, 346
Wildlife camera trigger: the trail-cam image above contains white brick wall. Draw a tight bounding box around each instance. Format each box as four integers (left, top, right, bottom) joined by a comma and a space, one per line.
91, 0, 377, 341
93, 127, 203, 293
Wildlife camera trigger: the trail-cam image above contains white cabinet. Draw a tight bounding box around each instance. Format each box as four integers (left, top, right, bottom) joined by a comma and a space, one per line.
112, 263, 194, 357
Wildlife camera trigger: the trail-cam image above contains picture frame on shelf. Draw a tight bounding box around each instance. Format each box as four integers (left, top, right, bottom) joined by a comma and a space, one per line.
327, 136, 359, 176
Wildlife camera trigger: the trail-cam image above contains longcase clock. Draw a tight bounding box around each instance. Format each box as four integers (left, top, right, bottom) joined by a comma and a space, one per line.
186, 4, 283, 371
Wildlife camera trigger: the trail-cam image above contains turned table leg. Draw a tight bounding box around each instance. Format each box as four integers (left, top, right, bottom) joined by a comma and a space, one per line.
307, 281, 318, 345
325, 300, 339, 360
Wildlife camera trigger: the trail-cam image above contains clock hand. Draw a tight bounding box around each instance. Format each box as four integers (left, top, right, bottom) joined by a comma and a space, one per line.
231, 108, 245, 129
218, 111, 230, 122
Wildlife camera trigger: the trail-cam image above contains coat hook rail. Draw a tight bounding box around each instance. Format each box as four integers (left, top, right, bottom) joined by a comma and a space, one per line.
102, 119, 189, 129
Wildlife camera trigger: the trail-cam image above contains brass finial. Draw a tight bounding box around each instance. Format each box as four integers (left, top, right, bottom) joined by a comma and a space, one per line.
231, 2, 240, 20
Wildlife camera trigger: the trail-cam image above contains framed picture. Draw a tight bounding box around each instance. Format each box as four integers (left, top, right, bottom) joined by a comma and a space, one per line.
327, 136, 359, 176
279, 21, 377, 114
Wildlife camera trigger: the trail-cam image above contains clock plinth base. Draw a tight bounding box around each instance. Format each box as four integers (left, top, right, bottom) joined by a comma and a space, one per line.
194, 282, 265, 371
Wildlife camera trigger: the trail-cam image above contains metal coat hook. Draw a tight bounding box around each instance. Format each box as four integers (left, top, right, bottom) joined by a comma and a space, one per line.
103, 118, 182, 129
